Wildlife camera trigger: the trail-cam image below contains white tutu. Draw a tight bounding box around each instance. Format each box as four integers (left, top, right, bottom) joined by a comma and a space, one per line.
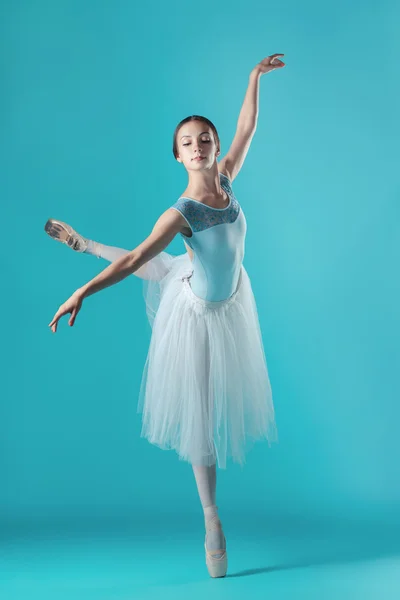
137, 252, 278, 469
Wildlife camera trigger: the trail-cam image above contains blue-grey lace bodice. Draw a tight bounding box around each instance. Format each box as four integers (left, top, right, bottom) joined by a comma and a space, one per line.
170, 172, 247, 301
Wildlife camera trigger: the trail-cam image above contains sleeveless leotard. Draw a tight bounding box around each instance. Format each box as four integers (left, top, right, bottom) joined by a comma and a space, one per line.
170, 172, 247, 302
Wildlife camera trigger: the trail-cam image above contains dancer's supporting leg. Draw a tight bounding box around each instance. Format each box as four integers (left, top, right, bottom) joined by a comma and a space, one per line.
192, 464, 226, 558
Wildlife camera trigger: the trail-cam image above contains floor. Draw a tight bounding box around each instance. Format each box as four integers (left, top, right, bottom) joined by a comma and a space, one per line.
2, 515, 400, 600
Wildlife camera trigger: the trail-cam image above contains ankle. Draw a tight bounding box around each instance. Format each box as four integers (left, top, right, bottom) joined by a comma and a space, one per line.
86, 240, 100, 257
204, 504, 218, 522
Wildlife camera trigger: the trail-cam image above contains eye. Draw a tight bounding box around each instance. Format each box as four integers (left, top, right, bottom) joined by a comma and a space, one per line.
182, 138, 211, 147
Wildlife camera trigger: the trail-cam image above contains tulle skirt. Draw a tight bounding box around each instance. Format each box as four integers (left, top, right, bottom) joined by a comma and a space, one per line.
137, 252, 278, 469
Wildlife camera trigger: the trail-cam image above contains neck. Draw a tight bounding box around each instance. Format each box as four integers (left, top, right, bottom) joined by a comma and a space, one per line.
185, 166, 222, 199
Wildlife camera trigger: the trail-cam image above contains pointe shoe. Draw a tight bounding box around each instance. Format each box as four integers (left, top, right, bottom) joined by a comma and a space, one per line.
44, 219, 88, 252
204, 516, 227, 578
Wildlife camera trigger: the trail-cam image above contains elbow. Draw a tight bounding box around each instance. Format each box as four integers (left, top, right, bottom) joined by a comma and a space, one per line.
128, 249, 145, 274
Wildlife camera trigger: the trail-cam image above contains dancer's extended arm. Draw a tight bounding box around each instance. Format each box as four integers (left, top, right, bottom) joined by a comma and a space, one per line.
49, 208, 183, 332
86, 240, 172, 281
218, 54, 285, 183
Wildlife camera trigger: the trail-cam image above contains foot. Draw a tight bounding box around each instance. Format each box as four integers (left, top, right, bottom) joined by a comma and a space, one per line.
44, 219, 88, 252
205, 516, 227, 578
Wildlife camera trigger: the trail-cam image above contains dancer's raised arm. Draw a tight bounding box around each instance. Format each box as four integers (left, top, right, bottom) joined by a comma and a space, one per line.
218, 54, 285, 183
48, 208, 184, 333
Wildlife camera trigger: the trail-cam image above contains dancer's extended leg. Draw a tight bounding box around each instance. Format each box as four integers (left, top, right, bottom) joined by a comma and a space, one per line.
86, 240, 129, 262
44, 218, 170, 280
86, 240, 171, 279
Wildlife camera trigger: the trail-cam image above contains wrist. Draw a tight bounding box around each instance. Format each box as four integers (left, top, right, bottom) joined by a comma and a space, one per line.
250, 67, 262, 79
76, 286, 88, 300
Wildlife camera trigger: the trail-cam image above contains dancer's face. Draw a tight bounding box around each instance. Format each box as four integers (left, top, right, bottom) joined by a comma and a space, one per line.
175, 121, 220, 171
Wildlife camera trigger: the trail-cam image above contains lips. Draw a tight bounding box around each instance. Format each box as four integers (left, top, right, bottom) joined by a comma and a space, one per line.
193, 157, 205, 161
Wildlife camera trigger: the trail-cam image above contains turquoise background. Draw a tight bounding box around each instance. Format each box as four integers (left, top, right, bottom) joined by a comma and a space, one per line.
2, 1, 400, 597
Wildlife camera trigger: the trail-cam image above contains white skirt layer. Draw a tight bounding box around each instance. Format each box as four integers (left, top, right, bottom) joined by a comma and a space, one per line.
137, 252, 278, 469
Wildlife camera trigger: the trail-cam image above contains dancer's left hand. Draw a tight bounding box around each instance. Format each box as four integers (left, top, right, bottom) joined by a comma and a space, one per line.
253, 54, 285, 75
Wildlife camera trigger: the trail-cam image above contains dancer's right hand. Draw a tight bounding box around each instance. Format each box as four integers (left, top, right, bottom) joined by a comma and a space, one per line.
49, 290, 84, 333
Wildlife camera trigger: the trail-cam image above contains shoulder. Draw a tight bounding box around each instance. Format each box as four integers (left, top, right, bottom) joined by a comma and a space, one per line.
170, 198, 216, 236
170, 197, 199, 220
218, 170, 233, 195
169, 199, 198, 236
218, 157, 235, 184
218, 170, 231, 182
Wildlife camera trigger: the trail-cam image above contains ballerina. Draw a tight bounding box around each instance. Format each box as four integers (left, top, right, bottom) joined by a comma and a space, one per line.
47, 54, 285, 578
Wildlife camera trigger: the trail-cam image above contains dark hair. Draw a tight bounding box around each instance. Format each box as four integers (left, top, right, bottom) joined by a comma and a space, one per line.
172, 115, 220, 159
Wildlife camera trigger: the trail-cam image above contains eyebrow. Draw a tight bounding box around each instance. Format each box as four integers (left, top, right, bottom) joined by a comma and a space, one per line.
180, 131, 210, 139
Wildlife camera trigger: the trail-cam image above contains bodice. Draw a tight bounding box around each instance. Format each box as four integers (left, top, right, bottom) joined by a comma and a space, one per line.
170, 173, 247, 301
